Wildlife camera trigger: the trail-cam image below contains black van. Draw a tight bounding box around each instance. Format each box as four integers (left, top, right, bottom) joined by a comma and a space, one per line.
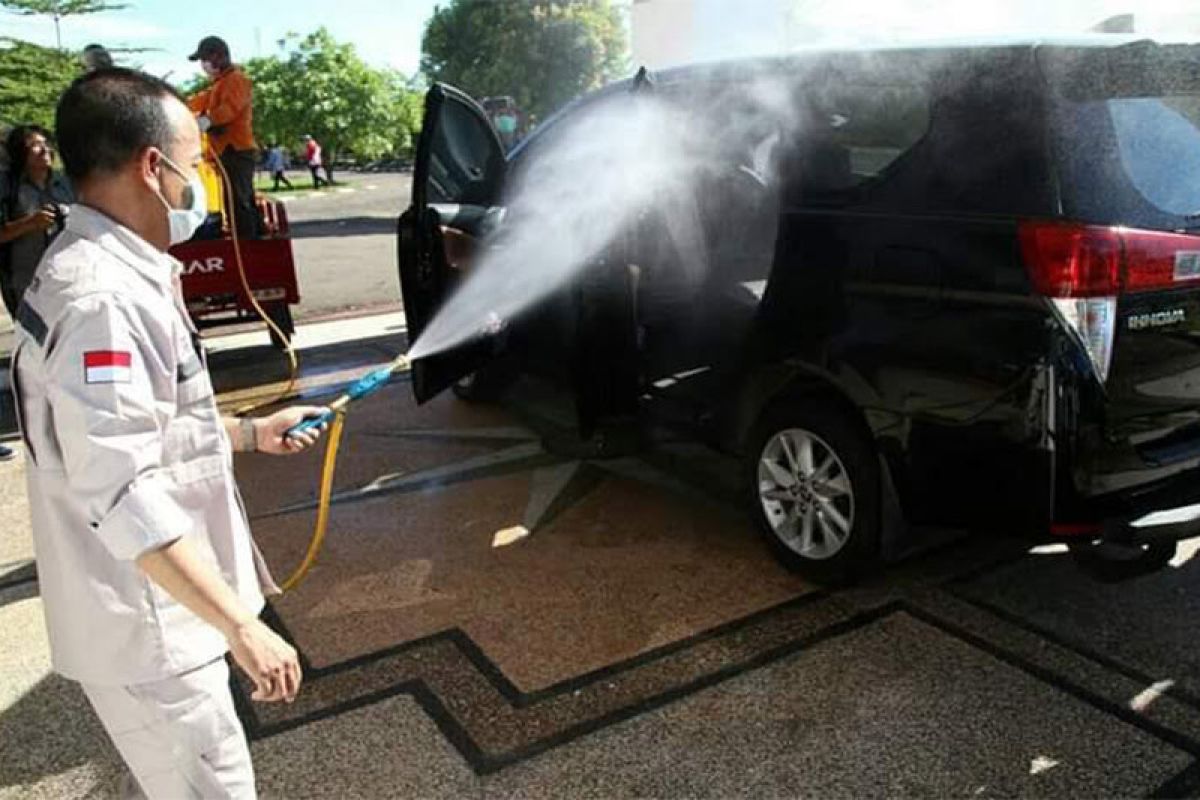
398, 36, 1200, 581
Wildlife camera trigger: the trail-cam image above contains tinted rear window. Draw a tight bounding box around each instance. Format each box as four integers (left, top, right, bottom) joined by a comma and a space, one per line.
1047, 43, 1200, 228
1109, 97, 1200, 215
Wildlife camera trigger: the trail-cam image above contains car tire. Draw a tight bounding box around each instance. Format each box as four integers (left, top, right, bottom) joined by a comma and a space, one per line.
1068, 540, 1176, 583
745, 402, 881, 584
265, 302, 294, 351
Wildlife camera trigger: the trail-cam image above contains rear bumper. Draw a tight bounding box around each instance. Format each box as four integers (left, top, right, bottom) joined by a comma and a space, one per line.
1088, 464, 1200, 545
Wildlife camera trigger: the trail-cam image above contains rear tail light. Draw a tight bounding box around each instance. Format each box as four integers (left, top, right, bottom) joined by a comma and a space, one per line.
1123, 228, 1200, 292
1019, 221, 1200, 383
1018, 223, 1121, 298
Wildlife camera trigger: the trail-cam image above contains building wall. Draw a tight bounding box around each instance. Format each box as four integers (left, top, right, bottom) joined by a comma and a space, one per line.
630, 1, 1200, 72
630, 0, 698, 70
630, 0, 796, 70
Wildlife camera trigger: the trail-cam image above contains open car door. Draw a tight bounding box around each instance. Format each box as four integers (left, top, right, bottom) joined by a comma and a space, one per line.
397, 83, 506, 403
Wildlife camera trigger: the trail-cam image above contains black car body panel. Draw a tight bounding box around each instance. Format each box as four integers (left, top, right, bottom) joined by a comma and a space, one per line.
398, 36, 1200, 547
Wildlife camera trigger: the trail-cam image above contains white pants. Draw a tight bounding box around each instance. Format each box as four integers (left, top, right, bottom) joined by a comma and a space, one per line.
82, 658, 256, 799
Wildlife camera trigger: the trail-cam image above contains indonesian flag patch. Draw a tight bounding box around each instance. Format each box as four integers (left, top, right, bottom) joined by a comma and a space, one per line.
84, 350, 132, 384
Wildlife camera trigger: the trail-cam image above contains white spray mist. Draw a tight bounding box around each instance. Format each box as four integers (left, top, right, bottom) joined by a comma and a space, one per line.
406, 73, 800, 363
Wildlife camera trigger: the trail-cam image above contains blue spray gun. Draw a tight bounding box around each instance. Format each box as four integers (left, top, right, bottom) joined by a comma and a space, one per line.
285, 353, 411, 439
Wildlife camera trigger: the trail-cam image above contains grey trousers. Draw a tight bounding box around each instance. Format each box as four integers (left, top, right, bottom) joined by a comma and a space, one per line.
82, 658, 256, 799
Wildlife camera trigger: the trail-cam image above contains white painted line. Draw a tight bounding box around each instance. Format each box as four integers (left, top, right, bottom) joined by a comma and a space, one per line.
1129, 679, 1175, 712
1029, 757, 1059, 776
203, 310, 407, 354
1132, 503, 1200, 527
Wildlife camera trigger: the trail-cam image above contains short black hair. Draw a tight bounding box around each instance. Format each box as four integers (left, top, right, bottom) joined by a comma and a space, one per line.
55, 67, 184, 183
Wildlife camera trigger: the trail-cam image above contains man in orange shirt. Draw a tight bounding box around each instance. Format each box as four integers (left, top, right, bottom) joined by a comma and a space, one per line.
186, 36, 262, 238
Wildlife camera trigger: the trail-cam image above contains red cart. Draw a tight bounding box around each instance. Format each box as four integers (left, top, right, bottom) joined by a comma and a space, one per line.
169, 181, 300, 349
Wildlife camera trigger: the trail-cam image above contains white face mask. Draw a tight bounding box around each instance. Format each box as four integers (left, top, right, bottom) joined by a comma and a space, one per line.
201, 59, 220, 78
155, 153, 207, 245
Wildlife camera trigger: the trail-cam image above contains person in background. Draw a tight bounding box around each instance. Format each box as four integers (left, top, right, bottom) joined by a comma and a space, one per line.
185, 35, 262, 239
495, 100, 520, 150
81, 43, 113, 72
0, 125, 74, 316
265, 143, 292, 191
302, 134, 328, 189
483, 96, 523, 150
495, 109, 518, 150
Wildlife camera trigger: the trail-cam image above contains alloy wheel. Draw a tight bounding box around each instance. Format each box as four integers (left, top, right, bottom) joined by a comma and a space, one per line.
757, 427, 855, 560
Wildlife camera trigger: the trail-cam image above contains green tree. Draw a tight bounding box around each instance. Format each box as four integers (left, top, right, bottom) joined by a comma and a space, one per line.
233, 28, 422, 167
0, 0, 133, 131
421, 0, 628, 120
0, 0, 127, 49
0, 37, 77, 129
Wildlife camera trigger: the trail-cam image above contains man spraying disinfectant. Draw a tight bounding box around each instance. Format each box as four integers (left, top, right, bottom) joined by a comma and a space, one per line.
12, 68, 329, 799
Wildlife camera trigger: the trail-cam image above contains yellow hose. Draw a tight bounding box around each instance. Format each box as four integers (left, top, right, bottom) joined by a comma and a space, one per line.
280, 410, 347, 592
275, 355, 408, 591
206, 148, 300, 416
203, 139, 329, 590
204, 142, 408, 592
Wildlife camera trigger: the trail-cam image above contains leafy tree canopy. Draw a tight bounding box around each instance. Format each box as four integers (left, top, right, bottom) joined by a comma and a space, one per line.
0, 0, 130, 130
229, 28, 421, 161
0, 37, 77, 129
421, 0, 628, 120
1, 0, 127, 48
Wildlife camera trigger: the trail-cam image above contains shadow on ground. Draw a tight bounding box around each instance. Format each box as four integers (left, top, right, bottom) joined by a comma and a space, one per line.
288, 216, 395, 240
0, 671, 121, 797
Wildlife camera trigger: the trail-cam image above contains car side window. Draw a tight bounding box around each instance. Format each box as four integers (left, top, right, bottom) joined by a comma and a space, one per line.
788, 77, 931, 202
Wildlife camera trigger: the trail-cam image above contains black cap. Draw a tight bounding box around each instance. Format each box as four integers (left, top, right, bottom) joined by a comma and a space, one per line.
188, 35, 229, 61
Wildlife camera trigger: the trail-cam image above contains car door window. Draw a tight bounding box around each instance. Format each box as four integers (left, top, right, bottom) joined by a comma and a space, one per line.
790, 78, 931, 200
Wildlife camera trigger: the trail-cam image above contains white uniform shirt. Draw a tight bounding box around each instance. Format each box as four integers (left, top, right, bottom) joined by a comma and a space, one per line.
11, 204, 277, 686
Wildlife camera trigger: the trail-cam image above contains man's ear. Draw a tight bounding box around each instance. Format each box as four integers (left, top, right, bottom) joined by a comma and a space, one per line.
137, 146, 163, 192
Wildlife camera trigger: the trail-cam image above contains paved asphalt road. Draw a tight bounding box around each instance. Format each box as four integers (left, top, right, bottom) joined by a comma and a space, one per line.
279, 169, 410, 321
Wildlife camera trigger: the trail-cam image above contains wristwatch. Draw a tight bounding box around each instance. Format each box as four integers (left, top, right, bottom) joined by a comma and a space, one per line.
240, 417, 257, 453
